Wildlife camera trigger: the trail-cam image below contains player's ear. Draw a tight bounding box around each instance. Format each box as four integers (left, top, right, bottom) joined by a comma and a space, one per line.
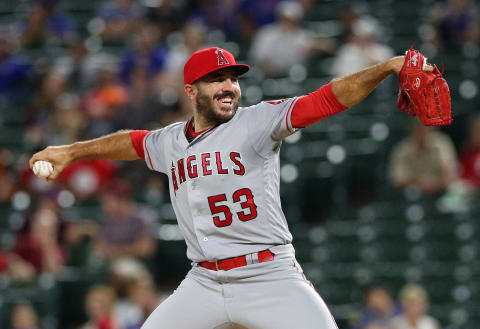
184, 84, 197, 101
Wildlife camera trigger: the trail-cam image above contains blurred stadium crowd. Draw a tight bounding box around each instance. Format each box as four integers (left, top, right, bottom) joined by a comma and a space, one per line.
0, 0, 479, 328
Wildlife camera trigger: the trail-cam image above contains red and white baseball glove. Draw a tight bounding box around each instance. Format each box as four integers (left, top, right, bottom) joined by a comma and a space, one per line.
397, 48, 452, 126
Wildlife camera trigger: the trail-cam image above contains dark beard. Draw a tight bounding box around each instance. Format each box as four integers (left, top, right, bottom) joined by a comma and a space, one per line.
196, 89, 239, 126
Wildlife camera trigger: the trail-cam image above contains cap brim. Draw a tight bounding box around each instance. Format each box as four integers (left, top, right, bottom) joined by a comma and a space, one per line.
230, 64, 250, 76
191, 64, 250, 84
207, 64, 250, 78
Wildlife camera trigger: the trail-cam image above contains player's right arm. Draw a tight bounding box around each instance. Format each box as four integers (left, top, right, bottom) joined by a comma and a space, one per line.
29, 130, 147, 180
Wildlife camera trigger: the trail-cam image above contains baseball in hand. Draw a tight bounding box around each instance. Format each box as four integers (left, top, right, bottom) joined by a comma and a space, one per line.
33, 161, 54, 178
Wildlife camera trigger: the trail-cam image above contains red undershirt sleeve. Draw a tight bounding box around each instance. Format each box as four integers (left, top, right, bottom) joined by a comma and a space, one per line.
130, 130, 149, 160
291, 83, 348, 128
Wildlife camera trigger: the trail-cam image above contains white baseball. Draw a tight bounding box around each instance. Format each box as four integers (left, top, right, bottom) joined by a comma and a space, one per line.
33, 161, 54, 178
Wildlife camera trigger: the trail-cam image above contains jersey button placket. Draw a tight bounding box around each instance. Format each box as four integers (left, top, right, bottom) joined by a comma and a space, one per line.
186, 147, 212, 258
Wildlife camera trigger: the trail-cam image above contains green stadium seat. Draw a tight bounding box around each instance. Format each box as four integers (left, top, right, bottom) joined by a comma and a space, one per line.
0, 126, 23, 148
0, 276, 60, 329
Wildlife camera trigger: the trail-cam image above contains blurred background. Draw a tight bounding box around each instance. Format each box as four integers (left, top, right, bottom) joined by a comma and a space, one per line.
0, 0, 479, 328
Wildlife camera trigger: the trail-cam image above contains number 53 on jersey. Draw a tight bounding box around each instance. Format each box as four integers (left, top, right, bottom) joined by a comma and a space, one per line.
208, 188, 257, 227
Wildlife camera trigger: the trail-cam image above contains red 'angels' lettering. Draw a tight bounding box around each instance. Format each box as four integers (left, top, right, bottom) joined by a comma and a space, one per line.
201, 153, 212, 176
230, 152, 245, 176
216, 152, 228, 174
186, 155, 198, 178
177, 159, 186, 183
170, 151, 246, 194
171, 162, 178, 195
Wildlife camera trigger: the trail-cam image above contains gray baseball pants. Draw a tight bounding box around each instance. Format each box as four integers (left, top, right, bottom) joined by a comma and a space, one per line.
141, 245, 339, 329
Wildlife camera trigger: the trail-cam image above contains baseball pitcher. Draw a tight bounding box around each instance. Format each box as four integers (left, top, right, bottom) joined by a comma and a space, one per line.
30, 47, 440, 329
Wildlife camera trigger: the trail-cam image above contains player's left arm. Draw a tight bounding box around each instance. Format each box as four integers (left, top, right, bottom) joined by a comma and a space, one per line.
330, 56, 415, 107
291, 56, 434, 128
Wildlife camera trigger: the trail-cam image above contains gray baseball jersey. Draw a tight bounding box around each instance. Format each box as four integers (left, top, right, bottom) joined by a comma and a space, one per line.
140, 98, 341, 329
142, 97, 299, 262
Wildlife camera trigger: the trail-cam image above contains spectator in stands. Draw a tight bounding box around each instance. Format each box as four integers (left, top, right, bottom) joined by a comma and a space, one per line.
53, 38, 89, 90
337, 4, 361, 43
459, 116, 480, 190
81, 285, 120, 329
63, 217, 98, 267
109, 258, 148, 329
54, 39, 120, 91
26, 70, 85, 148
189, 0, 280, 43
141, 174, 167, 207
221, 2, 260, 48
110, 263, 162, 329
351, 285, 401, 329
0, 249, 7, 273
430, 0, 479, 49
47, 92, 85, 145
10, 199, 64, 276
6, 256, 36, 282
157, 21, 208, 121
187, 0, 235, 36
112, 69, 164, 131
98, 0, 144, 44
25, 70, 69, 148
165, 21, 207, 77
28, 70, 68, 123
0, 165, 15, 202
10, 303, 41, 329
388, 120, 458, 195
236, 0, 280, 29
83, 64, 128, 137
0, 30, 32, 102
124, 271, 163, 328
145, 0, 187, 36
331, 16, 393, 77
389, 284, 440, 329
57, 159, 117, 199
119, 22, 167, 85
249, 1, 331, 77
20, 0, 76, 48
95, 180, 156, 261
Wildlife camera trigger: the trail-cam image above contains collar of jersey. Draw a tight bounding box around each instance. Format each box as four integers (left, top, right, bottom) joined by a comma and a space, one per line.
187, 118, 208, 137
184, 117, 217, 142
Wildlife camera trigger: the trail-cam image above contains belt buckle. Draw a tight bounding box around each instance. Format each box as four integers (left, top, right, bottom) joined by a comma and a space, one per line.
215, 260, 219, 271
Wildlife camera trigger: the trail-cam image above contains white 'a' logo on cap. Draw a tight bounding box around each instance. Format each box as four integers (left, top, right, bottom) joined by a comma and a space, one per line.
215, 48, 230, 66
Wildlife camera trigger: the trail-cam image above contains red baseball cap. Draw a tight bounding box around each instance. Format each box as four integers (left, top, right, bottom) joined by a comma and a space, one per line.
183, 47, 250, 85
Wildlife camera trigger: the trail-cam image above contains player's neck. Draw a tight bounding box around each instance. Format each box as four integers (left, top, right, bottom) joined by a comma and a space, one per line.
193, 114, 215, 132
